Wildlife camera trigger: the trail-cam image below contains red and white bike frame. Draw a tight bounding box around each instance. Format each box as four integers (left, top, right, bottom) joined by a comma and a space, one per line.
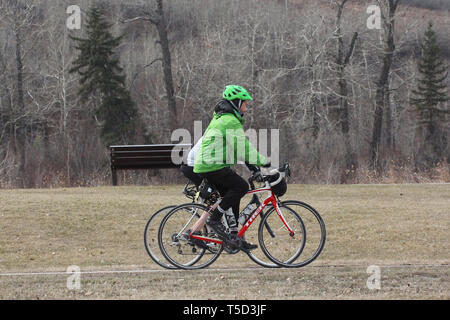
190, 181, 294, 245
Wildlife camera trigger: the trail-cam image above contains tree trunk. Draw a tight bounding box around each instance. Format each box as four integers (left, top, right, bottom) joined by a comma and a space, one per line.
370, 0, 399, 172
14, 23, 26, 188
384, 78, 393, 149
311, 98, 320, 140
370, 89, 384, 170
334, 1, 358, 183
155, 0, 177, 132
339, 76, 358, 182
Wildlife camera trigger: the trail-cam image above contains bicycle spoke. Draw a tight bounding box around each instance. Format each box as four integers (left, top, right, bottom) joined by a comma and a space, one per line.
176, 207, 199, 238
261, 200, 326, 268
158, 203, 223, 270
259, 205, 306, 266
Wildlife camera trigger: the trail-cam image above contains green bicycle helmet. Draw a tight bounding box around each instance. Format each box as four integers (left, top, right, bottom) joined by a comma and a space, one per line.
222, 85, 253, 101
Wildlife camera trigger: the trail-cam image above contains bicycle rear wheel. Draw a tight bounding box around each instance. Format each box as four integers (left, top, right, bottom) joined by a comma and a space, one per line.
144, 205, 178, 269
158, 203, 223, 270
258, 204, 306, 267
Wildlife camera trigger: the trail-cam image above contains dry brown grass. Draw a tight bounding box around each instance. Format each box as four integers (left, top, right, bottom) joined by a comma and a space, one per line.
0, 184, 449, 299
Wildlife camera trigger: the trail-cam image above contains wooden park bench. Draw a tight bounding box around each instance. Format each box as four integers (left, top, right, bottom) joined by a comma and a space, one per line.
109, 144, 192, 185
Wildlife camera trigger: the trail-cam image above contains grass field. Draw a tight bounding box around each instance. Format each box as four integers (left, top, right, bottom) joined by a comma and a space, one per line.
0, 184, 449, 299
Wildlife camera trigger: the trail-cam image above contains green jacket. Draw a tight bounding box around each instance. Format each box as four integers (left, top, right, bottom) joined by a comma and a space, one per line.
193, 101, 267, 173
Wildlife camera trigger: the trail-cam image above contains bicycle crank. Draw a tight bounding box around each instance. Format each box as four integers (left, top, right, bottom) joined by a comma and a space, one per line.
222, 235, 242, 254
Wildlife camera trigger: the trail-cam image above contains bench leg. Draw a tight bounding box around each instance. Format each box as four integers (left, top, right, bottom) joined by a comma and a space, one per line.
111, 169, 118, 186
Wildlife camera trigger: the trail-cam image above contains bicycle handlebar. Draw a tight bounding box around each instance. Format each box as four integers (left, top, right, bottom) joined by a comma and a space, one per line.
248, 162, 290, 186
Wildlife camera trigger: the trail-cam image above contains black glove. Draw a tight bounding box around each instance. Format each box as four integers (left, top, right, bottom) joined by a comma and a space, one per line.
245, 162, 259, 172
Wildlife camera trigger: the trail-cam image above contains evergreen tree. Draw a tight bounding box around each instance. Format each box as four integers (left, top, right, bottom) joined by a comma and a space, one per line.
410, 22, 449, 167
411, 22, 449, 120
69, 6, 137, 146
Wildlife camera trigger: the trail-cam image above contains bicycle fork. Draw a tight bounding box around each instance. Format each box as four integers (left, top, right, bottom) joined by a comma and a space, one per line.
273, 201, 295, 237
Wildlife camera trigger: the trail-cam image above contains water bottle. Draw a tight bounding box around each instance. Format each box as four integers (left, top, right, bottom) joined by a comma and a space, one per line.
224, 208, 238, 233
238, 203, 255, 225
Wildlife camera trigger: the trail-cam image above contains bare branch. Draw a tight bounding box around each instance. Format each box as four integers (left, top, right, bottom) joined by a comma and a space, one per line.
120, 16, 155, 25
343, 32, 358, 66
131, 58, 163, 87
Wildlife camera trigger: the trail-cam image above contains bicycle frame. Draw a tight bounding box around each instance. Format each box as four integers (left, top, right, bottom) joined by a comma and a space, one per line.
190, 184, 294, 245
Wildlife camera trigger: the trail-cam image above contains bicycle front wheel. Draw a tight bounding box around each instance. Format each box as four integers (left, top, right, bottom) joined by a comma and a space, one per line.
158, 203, 223, 270
264, 200, 326, 268
242, 206, 280, 268
258, 204, 306, 267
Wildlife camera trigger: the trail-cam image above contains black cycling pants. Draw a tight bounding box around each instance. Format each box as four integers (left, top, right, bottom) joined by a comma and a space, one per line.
180, 164, 203, 187
200, 167, 249, 220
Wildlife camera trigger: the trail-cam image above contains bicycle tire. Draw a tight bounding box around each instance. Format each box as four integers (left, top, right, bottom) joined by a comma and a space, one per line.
258, 204, 307, 267
262, 200, 326, 268
158, 203, 223, 270
245, 250, 280, 268
144, 205, 179, 269
243, 206, 280, 268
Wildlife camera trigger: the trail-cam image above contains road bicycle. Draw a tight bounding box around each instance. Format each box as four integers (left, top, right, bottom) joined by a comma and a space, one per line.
143, 183, 201, 270
157, 163, 326, 269
144, 182, 280, 269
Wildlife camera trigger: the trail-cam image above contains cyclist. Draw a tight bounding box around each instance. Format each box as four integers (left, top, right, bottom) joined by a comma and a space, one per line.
193, 85, 270, 251
180, 136, 203, 187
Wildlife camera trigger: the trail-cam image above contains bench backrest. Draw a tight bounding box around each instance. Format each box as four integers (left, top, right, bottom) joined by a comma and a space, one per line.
109, 144, 192, 185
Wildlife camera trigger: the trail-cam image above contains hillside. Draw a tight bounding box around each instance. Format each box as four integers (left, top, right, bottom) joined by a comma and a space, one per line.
0, 0, 449, 188
287, 0, 450, 11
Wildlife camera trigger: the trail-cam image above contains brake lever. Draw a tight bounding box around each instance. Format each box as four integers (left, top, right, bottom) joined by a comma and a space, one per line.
285, 163, 291, 177
277, 162, 290, 177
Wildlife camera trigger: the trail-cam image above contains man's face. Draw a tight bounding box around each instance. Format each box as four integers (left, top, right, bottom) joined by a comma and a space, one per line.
240, 101, 248, 113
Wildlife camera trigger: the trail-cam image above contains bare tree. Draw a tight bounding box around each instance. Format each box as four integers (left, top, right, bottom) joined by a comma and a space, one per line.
42, 7, 81, 186
370, 0, 401, 171
122, 0, 177, 132
0, 0, 38, 187
332, 0, 359, 182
